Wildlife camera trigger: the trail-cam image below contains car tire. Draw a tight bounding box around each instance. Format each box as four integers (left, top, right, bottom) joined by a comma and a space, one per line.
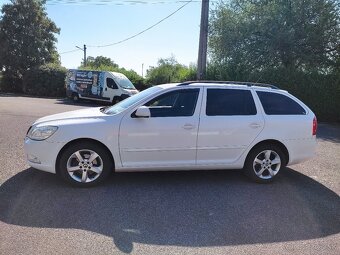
244, 143, 286, 183
112, 96, 122, 105
58, 141, 113, 187
72, 93, 79, 102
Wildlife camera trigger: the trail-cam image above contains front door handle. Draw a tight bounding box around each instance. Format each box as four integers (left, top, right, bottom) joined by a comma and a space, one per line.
249, 123, 261, 129
182, 124, 195, 130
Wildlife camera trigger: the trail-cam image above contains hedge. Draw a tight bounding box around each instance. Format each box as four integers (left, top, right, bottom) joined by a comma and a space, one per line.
24, 64, 67, 97
253, 69, 340, 123
206, 66, 340, 123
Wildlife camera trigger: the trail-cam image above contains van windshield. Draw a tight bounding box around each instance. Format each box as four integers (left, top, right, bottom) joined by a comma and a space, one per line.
104, 86, 162, 115
116, 76, 136, 89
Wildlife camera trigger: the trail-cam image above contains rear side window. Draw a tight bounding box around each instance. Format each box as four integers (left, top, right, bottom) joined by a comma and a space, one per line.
206, 89, 257, 116
257, 91, 306, 115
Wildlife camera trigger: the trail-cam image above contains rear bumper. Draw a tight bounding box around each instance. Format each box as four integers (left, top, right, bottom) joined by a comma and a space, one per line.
285, 137, 317, 165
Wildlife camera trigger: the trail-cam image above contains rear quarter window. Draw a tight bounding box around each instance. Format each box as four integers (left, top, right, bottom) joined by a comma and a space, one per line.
257, 91, 306, 115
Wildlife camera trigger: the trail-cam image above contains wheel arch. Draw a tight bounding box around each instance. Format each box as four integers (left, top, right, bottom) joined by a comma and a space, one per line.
55, 138, 115, 175
247, 139, 289, 166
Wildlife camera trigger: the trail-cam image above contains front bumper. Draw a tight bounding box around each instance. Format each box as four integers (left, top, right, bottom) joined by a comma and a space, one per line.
24, 137, 66, 174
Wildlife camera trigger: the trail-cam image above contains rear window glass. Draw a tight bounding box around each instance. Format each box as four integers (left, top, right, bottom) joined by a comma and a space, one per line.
206, 89, 257, 116
257, 91, 306, 115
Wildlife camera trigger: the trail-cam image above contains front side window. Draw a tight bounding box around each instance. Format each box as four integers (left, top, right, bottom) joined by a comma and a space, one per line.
206, 89, 257, 116
145, 89, 200, 117
107, 78, 118, 89
257, 91, 306, 115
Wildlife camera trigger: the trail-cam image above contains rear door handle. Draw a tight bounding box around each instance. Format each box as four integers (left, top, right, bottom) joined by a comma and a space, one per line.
182, 124, 195, 130
249, 123, 261, 129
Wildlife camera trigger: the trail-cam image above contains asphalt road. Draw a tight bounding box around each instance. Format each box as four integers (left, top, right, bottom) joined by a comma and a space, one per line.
0, 95, 339, 255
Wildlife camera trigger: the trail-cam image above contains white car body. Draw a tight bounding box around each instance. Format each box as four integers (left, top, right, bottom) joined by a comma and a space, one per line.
24, 82, 317, 177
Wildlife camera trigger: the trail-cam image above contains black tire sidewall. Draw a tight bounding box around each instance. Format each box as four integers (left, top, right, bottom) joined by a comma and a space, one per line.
112, 96, 122, 105
244, 144, 285, 183
58, 141, 113, 187
73, 93, 79, 102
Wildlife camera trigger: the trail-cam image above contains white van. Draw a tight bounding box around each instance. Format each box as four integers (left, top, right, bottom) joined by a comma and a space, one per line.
65, 69, 139, 104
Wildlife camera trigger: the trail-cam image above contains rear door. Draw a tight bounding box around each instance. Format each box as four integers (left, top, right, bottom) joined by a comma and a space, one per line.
197, 87, 264, 165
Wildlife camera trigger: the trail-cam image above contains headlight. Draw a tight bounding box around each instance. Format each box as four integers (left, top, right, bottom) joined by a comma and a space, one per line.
27, 126, 58, 141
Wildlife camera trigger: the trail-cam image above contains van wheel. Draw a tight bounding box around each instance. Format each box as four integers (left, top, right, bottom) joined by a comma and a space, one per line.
58, 141, 113, 187
72, 93, 79, 102
112, 96, 122, 105
244, 144, 285, 183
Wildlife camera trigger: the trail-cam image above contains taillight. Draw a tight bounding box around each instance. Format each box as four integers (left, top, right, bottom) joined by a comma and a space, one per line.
312, 116, 317, 136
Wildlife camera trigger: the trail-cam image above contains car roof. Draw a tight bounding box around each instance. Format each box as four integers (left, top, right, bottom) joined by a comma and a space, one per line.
156, 81, 288, 93
178, 80, 279, 89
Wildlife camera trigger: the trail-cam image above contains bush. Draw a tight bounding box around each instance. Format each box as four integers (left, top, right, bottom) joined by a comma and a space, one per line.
0, 70, 22, 93
258, 70, 340, 123
25, 64, 67, 97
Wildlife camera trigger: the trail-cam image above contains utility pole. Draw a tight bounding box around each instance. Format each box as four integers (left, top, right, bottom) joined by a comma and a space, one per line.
76, 44, 87, 66
142, 63, 144, 78
197, 0, 209, 80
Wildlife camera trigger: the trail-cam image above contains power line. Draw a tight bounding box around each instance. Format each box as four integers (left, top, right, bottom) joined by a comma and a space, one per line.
59, 0, 193, 54
89, 0, 193, 48
47, 0, 200, 6
60, 49, 82, 54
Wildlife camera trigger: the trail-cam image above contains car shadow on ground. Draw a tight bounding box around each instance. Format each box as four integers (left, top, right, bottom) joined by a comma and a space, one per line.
0, 168, 339, 253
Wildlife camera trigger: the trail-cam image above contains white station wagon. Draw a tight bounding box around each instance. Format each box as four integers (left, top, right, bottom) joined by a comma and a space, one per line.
24, 81, 317, 187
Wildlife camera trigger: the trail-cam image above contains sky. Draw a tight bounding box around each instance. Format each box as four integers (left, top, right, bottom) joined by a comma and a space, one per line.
0, 0, 210, 76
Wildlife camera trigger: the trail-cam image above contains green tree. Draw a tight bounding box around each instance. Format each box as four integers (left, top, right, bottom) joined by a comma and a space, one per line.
209, 0, 340, 78
0, 0, 60, 92
146, 56, 196, 85
81, 56, 119, 69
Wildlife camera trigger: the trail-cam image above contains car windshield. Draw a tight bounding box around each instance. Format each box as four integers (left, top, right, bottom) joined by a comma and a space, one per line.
104, 86, 162, 115
115, 75, 136, 90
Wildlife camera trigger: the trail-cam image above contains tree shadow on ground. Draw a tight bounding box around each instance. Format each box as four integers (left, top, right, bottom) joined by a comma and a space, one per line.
0, 168, 339, 253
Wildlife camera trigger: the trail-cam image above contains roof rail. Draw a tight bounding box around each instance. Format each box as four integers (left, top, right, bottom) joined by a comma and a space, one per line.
178, 80, 279, 89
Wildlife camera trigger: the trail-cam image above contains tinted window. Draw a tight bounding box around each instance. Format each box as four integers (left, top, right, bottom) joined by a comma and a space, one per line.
145, 89, 199, 117
107, 78, 118, 89
257, 91, 306, 115
206, 89, 257, 116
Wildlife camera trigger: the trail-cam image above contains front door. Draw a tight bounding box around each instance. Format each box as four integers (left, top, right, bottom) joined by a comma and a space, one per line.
102, 75, 119, 101
119, 88, 201, 169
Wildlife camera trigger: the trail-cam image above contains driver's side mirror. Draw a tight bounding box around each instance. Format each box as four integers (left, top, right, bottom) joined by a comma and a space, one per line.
134, 106, 151, 118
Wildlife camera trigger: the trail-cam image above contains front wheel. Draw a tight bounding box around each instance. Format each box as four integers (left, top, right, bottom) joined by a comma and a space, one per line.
58, 141, 113, 187
112, 96, 122, 105
72, 93, 79, 102
244, 144, 286, 183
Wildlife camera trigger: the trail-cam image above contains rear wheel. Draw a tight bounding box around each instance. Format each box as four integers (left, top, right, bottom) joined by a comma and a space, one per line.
58, 141, 113, 187
244, 144, 286, 183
